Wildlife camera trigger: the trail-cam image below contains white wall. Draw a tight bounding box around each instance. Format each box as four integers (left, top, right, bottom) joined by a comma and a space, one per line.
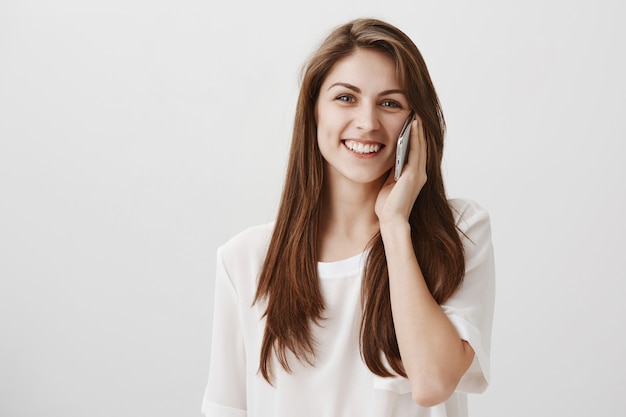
1, 1, 624, 416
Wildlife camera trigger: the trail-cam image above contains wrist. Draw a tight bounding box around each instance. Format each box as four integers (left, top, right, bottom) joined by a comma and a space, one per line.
379, 218, 411, 241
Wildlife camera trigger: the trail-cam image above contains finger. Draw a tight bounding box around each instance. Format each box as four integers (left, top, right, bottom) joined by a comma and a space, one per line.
407, 117, 425, 171
415, 119, 427, 175
406, 118, 420, 166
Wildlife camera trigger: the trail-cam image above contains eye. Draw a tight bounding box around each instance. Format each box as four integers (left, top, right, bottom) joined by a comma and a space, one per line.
381, 100, 402, 109
335, 94, 355, 103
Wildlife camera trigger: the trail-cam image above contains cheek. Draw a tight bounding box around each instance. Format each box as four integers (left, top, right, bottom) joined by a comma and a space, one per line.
316, 108, 344, 140
385, 116, 407, 138
316, 110, 334, 141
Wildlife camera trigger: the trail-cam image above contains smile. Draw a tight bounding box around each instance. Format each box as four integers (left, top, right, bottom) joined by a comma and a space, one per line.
343, 140, 382, 155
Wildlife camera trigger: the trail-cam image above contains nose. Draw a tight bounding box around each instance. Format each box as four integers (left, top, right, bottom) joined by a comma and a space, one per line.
354, 105, 380, 132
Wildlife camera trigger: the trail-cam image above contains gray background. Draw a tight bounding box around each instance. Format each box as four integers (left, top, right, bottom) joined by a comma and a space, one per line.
1, 0, 624, 416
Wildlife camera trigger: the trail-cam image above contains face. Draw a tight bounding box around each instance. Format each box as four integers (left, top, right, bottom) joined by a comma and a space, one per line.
315, 48, 412, 187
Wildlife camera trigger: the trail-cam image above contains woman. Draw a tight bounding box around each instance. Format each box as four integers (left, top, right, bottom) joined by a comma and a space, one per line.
202, 18, 495, 417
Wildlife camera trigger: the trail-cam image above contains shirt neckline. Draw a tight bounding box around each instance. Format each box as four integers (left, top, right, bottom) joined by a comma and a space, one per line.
317, 252, 365, 277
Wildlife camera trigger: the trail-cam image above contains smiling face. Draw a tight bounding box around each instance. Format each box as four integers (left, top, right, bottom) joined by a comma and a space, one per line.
315, 48, 413, 188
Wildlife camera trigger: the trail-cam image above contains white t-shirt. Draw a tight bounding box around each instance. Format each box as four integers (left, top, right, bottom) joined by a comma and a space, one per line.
202, 198, 495, 417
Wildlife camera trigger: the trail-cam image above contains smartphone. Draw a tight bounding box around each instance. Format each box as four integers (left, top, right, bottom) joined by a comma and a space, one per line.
394, 112, 415, 181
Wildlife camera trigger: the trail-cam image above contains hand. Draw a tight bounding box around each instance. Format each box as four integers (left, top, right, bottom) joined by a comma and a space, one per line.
375, 117, 428, 225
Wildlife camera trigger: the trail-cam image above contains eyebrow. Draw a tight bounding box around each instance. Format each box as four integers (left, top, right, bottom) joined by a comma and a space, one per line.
327, 82, 406, 96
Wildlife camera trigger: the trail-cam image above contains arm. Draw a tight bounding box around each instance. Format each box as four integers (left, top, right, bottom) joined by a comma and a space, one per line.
201, 246, 248, 417
381, 220, 475, 407
375, 120, 491, 406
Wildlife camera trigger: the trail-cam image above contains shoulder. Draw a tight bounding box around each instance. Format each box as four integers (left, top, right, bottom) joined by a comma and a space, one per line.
448, 198, 491, 233
448, 198, 494, 270
220, 222, 275, 254
218, 222, 275, 274
448, 198, 490, 224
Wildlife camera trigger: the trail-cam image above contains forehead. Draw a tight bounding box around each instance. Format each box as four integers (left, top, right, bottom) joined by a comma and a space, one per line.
322, 48, 401, 92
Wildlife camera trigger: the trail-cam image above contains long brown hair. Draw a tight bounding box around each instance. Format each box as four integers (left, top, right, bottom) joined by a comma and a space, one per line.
253, 18, 465, 382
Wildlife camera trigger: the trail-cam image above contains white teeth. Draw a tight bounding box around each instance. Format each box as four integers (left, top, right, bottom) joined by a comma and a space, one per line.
344, 140, 381, 154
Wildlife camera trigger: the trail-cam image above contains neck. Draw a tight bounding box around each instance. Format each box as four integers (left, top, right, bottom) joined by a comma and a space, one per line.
317, 171, 385, 262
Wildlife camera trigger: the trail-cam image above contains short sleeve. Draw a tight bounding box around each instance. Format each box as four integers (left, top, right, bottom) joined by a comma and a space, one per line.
441, 199, 496, 394
201, 246, 248, 416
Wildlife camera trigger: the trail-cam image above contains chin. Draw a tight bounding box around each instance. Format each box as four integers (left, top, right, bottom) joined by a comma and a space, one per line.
345, 168, 391, 186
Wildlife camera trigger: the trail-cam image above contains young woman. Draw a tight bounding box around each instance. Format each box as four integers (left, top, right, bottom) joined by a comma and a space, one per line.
202, 18, 495, 417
